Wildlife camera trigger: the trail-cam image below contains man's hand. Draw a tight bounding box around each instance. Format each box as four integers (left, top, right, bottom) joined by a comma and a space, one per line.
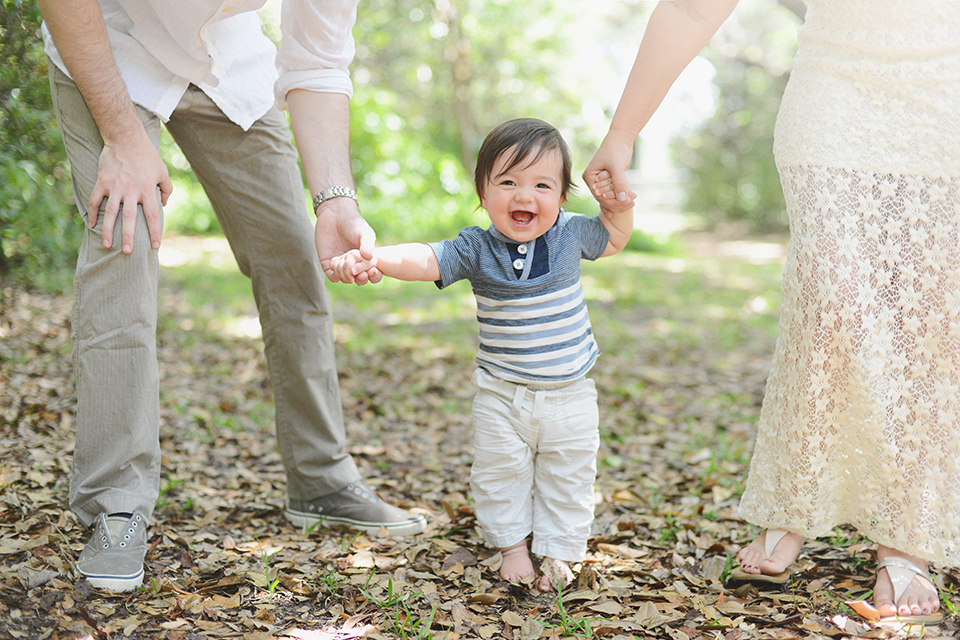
39, 0, 172, 255
92, 131, 172, 254
315, 198, 381, 284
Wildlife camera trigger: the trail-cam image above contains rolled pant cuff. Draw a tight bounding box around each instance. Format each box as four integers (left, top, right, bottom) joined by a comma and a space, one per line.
482, 528, 532, 551
531, 539, 587, 564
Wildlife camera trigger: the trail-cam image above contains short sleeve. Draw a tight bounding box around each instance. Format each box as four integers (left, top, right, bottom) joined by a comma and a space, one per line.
427, 226, 485, 289
562, 212, 610, 261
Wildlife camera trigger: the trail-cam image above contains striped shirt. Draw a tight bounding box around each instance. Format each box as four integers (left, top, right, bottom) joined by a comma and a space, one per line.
428, 210, 609, 384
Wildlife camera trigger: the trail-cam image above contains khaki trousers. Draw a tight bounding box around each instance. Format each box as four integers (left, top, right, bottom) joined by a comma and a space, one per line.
49, 63, 360, 526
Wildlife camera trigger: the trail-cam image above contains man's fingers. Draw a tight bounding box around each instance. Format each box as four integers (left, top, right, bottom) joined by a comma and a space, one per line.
357, 227, 376, 261
159, 176, 173, 206
120, 200, 138, 254
142, 192, 163, 250
99, 199, 121, 249
87, 191, 106, 230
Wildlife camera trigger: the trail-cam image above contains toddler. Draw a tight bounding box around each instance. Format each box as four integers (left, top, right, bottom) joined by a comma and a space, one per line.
329, 118, 634, 590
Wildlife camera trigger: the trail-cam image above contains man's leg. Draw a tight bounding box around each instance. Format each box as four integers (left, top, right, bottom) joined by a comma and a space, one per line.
48, 63, 159, 591
163, 87, 424, 535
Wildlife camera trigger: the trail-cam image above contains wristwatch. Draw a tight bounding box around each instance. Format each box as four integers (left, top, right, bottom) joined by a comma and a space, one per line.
313, 186, 358, 213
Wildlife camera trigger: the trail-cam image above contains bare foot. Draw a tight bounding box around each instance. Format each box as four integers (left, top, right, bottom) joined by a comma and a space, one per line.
499, 541, 535, 582
737, 530, 803, 576
874, 546, 940, 618
538, 557, 573, 592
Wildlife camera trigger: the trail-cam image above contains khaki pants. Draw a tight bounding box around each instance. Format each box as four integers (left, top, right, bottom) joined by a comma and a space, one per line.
49, 63, 360, 526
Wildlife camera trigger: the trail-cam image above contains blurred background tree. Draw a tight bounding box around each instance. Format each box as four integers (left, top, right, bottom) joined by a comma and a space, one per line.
4, 0, 801, 291
674, 0, 802, 234
1, 0, 80, 291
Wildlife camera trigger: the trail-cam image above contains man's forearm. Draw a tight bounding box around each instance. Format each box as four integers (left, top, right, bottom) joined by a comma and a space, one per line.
40, 0, 171, 253
39, 0, 144, 146
287, 89, 355, 204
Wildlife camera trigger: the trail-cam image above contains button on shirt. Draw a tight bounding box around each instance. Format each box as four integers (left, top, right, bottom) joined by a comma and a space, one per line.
42, 0, 359, 130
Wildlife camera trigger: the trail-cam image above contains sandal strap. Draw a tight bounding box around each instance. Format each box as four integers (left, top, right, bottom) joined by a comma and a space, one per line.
877, 557, 933, 605
764, 529, 790, 559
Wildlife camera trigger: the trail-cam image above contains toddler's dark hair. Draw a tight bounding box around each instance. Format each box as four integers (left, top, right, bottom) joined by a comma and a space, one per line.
474, 118, 573, 201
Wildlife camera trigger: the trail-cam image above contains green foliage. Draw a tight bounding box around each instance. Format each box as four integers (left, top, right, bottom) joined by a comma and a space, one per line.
388, 600, 436, 640
939, 582, 960, 617
354, 0, 594, 171
674, 0, 801, 234
315, 565, 344, 595
0, 0, 80, 290
349, 84, 486, 242
347, 0, 615, 243
5, 0, 665, 290
260, 546, 281, 593
550, 589, 597, 637
160, 129, 222, 235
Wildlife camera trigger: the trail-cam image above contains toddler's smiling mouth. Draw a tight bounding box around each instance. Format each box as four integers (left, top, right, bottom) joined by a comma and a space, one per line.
511, 210, 535, 224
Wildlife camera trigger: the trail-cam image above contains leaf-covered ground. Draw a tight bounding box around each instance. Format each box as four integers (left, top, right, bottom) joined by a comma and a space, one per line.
1, 235, 957, 640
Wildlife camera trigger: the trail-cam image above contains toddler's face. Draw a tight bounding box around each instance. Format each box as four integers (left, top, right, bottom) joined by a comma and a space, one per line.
481, 145, 566, 244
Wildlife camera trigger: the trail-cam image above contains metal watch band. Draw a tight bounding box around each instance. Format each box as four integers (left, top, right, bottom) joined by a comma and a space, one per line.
312, 186, 358, 213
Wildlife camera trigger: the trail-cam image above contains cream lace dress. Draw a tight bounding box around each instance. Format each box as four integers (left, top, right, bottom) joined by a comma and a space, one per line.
737, 0, 960, 565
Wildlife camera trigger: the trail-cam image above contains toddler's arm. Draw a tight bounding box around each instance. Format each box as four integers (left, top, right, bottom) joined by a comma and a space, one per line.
599, 199, 635, 257
374, 244, 441, 281
332, 243, 441, 284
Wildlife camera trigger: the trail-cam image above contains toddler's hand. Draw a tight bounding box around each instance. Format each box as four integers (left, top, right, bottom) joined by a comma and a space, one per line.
592, 169, 617, 199
592, 170, 637, 216
329, 249, 378, 285
595, 175, 637, 219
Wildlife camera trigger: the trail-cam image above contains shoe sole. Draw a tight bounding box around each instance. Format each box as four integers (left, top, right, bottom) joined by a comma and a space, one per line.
79, 567, 145, 592
285, 509, 426, 537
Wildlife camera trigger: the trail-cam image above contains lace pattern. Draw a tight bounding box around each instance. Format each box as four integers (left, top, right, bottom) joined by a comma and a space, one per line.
773, 0, 960, 177
739, 0, 960, 566
739, 166, 960, 564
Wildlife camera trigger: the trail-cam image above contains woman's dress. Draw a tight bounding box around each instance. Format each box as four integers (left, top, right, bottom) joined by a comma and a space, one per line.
738, 0, 960, 565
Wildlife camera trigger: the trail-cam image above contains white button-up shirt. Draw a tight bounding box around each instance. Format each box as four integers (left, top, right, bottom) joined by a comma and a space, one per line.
43, 0, 359, 130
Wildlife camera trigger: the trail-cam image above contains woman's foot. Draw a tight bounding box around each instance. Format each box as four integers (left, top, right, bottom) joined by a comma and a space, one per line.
737, 529, 803, 577
498, 541, 535, 582
874, 546, 941, 619
538, 557, 573, 592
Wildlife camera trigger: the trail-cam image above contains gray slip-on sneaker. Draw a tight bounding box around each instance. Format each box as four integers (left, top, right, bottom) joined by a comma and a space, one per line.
286, 480, 426, 537
77, 511, 147, 591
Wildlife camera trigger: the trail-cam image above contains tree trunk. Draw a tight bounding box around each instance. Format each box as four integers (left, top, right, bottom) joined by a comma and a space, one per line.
435, 0, 477, 174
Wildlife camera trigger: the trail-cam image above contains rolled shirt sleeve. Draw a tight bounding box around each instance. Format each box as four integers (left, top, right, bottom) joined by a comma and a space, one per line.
274, 0, 360, 107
